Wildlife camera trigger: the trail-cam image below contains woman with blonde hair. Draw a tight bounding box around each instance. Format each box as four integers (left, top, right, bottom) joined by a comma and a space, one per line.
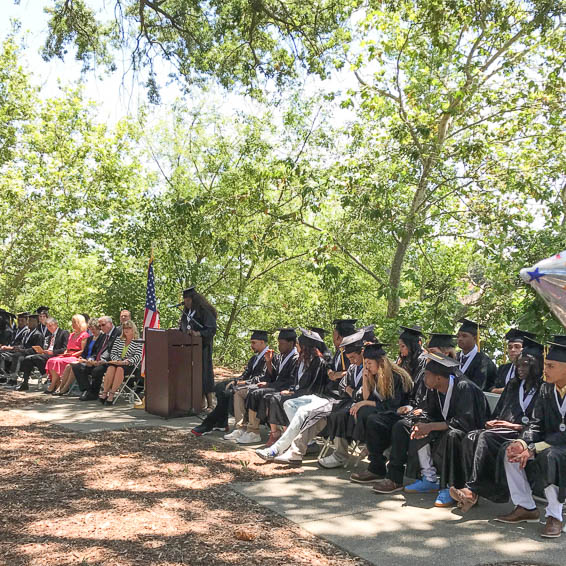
45, 315, 89, 394
99, 320, 143, 405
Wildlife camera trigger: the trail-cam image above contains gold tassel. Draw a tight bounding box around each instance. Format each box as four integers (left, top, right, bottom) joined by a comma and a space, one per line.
340, 349, 346, 371
543, 344, 548, 381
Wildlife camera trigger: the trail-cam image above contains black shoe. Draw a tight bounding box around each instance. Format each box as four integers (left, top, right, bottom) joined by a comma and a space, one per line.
84, 392, 99, 401
15, 382, 29, 391
7, 379, 17, 386
79, 391, 89, 401
0, 376, 7, 384
43, 389, 54, 395
191, 423, 213, 437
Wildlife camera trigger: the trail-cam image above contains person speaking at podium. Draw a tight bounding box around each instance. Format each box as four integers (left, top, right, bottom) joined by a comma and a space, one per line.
179, 286, 218, 410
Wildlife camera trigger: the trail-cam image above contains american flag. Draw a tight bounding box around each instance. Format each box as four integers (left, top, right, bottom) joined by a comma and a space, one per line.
141, 255, 160, 376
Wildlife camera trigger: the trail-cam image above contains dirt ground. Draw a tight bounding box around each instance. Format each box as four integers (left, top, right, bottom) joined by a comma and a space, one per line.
0, 389, 368, 566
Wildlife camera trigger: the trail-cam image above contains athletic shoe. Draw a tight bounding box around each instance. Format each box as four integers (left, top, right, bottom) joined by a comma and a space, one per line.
212, 425, 229, 432
404, 478, 440, 493
273, 450, 302, 466
191, 423, 212, 437
256, 447, 278, 461
223, 428, 245, 441
236, 431, 262, 444
318, 453, 347, 469
434, 488, 456, 508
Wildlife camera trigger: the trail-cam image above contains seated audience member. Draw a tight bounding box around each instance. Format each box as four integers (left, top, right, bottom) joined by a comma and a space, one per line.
491, 329, 536, 394
355, 332, 455, 485
20, 318, 70, 389
255, 328, 328, 460
309, 326, 332, 362
191, 330, 269, 437
56, 317, 105, 395
72, 316, 120, 401
397, 326, 425, 378
116, 309, 131, 335
36, 307, 52, 340
496, 341, 566, 538
321, 341, 413, 469
373, 352, 489, 508
10, 314, 45, 390
0, 310, 15, 346
328, 319, 356, 381
457, 318, 497, 391
451, 337, 543, 511
44, 315, 89, 393
241, 328, 299, 446
99, 320, 143, 405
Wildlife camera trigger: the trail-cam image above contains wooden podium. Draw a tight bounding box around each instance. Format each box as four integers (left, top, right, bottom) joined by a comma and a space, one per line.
145, 328, 203, 418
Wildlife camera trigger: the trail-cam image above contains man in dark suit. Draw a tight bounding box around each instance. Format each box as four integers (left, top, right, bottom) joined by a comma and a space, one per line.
12, 315, 46, 390
457, 318, 497, 391
19, 317, 69, 388
72, 316, 120, 400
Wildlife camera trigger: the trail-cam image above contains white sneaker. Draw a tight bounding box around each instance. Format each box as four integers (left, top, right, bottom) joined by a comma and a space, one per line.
273, 450, 302, 466
256, 447, 278, 461
237, 431, 262, 444
318, 452, 347, 469
223, 428, 245, 441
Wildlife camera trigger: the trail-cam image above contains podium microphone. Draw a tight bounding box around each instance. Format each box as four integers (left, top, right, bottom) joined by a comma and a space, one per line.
168, 302, 184, 308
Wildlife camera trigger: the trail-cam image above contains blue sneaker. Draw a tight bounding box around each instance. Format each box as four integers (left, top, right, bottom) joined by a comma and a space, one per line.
404, 478, 440, 493
255, 446, 278, 461
434, 488, 456, 507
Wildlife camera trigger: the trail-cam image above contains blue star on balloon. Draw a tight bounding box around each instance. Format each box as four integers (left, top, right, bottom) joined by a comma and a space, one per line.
527, 267, 545, 283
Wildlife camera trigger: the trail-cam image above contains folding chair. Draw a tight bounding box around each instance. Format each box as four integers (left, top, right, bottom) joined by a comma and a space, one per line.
110, 358, 144, 406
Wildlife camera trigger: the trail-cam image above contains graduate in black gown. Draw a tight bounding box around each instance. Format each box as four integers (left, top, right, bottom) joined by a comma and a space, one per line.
397, 326, 424, 378
457, 318, 497, 391
332, 342, 412, 473
495, 341, 566, 538
245, 328, 299, 447
178, 287, 217, 405
491, 328, 536, 393
327, 319, 355, 391
360, 333, 456, 486
0, 310, 15, 347
373, 353, 489, 507
450, 337, 543, 511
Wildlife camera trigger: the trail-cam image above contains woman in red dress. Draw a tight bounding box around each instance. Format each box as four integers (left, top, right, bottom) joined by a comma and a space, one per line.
45, 315, 89, 393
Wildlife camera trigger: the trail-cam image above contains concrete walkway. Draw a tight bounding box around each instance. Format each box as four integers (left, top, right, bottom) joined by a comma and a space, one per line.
233, 458, 563, 566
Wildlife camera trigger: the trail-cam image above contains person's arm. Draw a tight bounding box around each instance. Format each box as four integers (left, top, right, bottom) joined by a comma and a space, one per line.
124, 341, 143, 367
73, 335, 89, 358
194, 310, 217, 339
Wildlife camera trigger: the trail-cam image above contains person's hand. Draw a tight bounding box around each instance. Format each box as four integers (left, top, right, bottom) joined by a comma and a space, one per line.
236, 380, 247, 386
265, 349, 274, 363
280, 389, 291, 396
507, 441, 532, 469
345, 386, 354, 397
397, 406, 411, 415
328, 371, 342, 382
413, 408, 423, 416
349, 402, 364, 417
257, 381, 267, 388
411, 423, 432, 440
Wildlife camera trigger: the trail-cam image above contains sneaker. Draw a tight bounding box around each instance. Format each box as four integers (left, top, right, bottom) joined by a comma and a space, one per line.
404, 477, 440, 493
212, 425, 229, 432
191, 423, 213, 437
273, 450, 302, 466
373, 479, 404, 493
223, 428, 245, 441
256, 447, 278, 461
15, 381, 29, 391
434, 488, 456, 508
318, 453, 347, 469
237, 431, 262, 444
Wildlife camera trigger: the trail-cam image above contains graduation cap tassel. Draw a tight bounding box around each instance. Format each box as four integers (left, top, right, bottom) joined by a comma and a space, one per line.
340, 349, 346, 371
543, 344, 548, 382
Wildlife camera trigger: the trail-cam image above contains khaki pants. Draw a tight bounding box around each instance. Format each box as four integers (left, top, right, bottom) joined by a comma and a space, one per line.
246, 410, 261, 433
233, 387, 249, 428
287, 418, 327, 459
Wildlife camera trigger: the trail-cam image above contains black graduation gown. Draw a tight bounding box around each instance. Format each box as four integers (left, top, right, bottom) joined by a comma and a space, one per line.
179, 307, 217, 394
463, 377, 539, 501
247, 350, 299, 420
493, 362, 515, 390
409, 374, 490, 488
353, 370, 410, 443
459, 350, 497, 391
267, 356, 328, 426
1, 327, 42, 371
324, 364, 365, 440
520, 383, 566, 502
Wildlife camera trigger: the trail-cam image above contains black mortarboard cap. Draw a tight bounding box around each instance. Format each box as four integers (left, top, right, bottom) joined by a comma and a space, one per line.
427, 332, 457, 349
457, 318, 485, 336
340, 329, 365, 353
278, 328, 297, 342
35, 306, 50, 314
17, 312, 30, 318
28, 314, 39, 321
423, 351, 460, 377
182, 286, 196, 298
546, 342, 566, 363
520, 337, 544, 360
308, 326, 328, 339
399, 325, 424, 342
361, 325, 376, 343
251, 329, 268, 341
0, 309, 15, 321
363, 342, 387, 361
298, 327, 325, 347
552, 335, 566, 346
333, 318, 357, 337
504, 328, 536, 343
